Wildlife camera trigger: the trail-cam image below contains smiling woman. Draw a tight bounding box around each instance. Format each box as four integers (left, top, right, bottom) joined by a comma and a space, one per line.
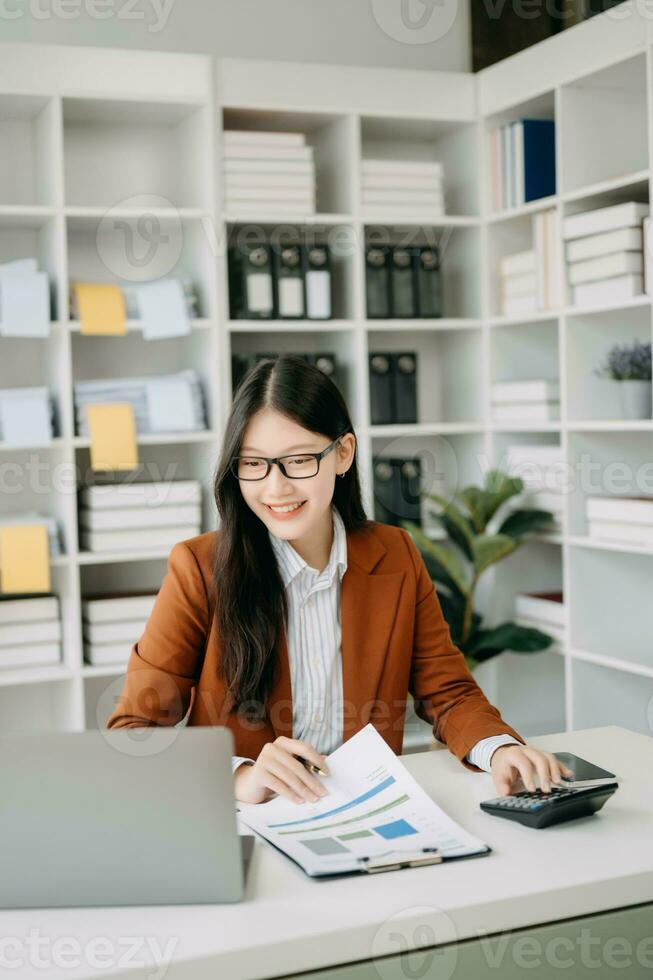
107, 354, 569, 807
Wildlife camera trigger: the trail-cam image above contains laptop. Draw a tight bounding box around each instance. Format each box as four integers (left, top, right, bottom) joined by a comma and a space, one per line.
0, 726, 255, 908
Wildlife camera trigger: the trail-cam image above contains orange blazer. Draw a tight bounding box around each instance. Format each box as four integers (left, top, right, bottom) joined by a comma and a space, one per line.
106, 521, 526, 771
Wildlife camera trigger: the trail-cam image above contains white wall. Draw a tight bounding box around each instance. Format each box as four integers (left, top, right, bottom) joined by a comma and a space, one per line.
0, 0, 471, 72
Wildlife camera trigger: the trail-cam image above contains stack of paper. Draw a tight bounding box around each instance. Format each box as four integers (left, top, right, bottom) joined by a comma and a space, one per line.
0, 387, 54, 447
361, 159, 444, 222
505, 443, 565, 528
564, 202, 649, 307
586, 495, 653, 547
83, 593, 157, 666
492, 380, 560, 422
70, 277, 199, 323
0, 512, 61, 557
0, 594, 61, 670
223, 130, 316, 216
74, 370, 206, 436
78, 479, 202, 553
514, 591, 566, 647
499, 209, 559, 316
0, 257, 50, 338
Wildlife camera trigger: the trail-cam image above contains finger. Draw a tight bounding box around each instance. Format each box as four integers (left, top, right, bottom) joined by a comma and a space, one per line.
263, 772, 304, 805
514, 756, 537, 792
530, 753, 552, 793
274, 750, 328, 798
494, 772, 513, 797
277, 737, 329, 774
266, 759, 322, 803
545, 754, 566, 785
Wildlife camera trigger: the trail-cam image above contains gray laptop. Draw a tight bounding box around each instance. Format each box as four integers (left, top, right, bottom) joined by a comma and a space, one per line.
0, 726, 255, 908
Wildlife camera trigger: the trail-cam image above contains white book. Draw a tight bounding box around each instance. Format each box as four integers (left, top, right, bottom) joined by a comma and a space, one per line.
83, 620, 147, 644
84, 642, 131, 667
515, 616, 565, 645
588, 519, 653, 546
571, 273, 644, 307
547, 210, 562, 308
80, 524, 201, 554
361, 159, 443, 178
362, 173, 442, 190
566, 226, 643, 262
83, 593, 157, 624
513, 120, 524, 207
80, 480, 201, 510
223, 159, 315, 175
506, 444, 564, 463
644, 217, 653, 296
225, 173, 315, 189
500, 293, 538, 317
0, 642, 60, 670
568, 250, 644, 285
514, 591, 566, 627
223, 130, 306, 147
226, 186, 316, 202
79, 503, 200, 531
0, 595, 59, 625
493, 401, 560, 421
224, 143, 313, 161
0, 619, 61, 648
502, 271, 537, 298
136, 278, 190, 341
361, 189, 444, 205
534, 210, 546, 309
563, 201, 649, 241
492, 380, 559, 403
586, 495, 653, 525
499, 249, 536, 277
225, 201, 315, 215
361, 206, 445, 223
525, 489, 565, 514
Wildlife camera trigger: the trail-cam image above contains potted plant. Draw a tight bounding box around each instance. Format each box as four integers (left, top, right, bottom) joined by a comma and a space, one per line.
594, 339, 652, 420
401, 468, 557, 673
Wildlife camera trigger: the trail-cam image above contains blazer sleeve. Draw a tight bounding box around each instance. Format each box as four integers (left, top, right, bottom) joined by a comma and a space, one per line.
106, 540, 209, 729
400, 528, 527, 772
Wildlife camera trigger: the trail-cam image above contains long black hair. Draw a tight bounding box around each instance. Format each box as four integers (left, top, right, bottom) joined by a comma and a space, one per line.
213, 354, 373, 717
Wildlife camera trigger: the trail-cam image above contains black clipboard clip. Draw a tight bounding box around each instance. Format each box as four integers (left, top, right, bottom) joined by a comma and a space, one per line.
356, 847, 442, 874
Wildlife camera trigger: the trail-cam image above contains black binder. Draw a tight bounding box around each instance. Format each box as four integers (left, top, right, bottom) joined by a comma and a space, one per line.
365, 245, 392, 318
395, 457, 423, 527
303, 244, 332, 319
368, 352, 394, 425
393, 352, 418, 424
416, 246, 441, 318
305, 352, 338, 386
228, 243, 274, 319
373, 458, 399, 525
273, 242, 305, 320
390, 246, 418, 318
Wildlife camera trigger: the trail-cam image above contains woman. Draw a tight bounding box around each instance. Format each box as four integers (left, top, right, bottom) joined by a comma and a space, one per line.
107, 354, 571, 804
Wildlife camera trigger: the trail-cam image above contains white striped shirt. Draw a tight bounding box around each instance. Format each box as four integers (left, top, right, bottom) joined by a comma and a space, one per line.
232, 505, 519, 774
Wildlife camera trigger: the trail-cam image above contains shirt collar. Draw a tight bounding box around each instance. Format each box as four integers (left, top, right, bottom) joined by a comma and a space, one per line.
269, 504, 348, 588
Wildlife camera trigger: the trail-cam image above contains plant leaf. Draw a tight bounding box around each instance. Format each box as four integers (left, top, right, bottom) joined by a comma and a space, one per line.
469, 622, 554, 656
498, 508, 557, 538
480, 469, 525, 525
423, 491, 476, 548
471, 533, 517, 575
400, 522, 470, 597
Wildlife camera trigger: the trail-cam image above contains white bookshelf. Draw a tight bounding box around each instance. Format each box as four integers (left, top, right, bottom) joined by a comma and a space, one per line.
1, 7, 653, 748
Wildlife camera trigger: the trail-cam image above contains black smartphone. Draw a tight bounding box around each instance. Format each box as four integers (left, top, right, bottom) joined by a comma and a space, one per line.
554, 752, 616, 782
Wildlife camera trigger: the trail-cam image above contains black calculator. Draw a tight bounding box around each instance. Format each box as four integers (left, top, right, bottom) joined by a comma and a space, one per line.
480, 782, 619, 828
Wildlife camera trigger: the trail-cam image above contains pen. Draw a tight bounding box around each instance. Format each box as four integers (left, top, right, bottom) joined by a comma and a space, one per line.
294, 754, 329, 776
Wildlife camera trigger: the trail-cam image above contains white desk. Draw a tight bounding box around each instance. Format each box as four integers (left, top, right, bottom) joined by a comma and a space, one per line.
2, 725, 652, 980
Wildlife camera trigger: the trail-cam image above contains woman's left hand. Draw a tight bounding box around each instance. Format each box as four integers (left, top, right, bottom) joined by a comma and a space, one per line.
490, 744, 574, 796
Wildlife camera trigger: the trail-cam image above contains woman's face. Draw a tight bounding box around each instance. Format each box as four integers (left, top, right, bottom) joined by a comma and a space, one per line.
237, 408, 355, 539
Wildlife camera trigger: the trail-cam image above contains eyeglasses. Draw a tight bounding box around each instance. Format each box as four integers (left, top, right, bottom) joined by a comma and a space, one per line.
230, 433, 347, 481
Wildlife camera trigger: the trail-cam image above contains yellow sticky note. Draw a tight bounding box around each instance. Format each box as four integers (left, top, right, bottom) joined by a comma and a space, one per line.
0, 524, 50, 594
74, 283, 126, 336
87, 403, 139, 472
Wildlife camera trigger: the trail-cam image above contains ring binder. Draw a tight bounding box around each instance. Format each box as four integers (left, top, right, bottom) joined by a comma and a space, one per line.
357, 848, 443, 874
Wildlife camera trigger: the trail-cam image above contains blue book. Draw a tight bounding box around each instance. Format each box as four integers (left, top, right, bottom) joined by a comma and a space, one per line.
521, 118, 556, 203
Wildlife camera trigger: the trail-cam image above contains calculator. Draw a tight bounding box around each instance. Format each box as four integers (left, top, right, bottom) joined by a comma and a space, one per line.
480, 782, 619, 828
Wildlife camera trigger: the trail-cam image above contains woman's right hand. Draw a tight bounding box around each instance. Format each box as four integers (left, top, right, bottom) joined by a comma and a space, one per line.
234, 736, 330, 805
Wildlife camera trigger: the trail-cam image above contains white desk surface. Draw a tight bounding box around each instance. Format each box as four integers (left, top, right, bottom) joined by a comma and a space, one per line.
3, 725, 652, 980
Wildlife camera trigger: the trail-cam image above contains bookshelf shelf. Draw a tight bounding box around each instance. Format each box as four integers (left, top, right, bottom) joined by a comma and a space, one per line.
1, 20, 653, 741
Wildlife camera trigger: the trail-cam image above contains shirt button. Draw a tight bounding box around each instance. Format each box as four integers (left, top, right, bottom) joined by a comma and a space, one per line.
306, 596, 315, 607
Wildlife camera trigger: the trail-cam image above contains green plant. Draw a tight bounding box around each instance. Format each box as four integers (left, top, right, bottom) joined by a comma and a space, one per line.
401, 468, 557, 673
594, 339, 652, 381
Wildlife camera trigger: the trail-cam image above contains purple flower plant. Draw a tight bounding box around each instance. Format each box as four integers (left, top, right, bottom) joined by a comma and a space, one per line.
594, 338, 652, 382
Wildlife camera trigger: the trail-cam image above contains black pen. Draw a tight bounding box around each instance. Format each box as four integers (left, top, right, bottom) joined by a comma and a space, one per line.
294, 753, 329, 776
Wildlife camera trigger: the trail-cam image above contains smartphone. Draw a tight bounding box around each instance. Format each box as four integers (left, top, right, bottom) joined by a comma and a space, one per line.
554, 752, 617, 784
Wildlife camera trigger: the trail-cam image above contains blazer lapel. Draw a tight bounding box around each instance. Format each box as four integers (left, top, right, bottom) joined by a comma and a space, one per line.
267, 524, 405, 744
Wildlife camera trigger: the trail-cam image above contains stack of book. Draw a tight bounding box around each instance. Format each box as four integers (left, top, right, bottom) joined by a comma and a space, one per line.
82, 592, 158, 666
78, 479, 202, 553
74, 369, 206, 436
505, 443, 565, 529
564, 201, 649, 308
489, 118, 556, 212
0, 512, 61, 556
223, 130, 316, 216
491, 380, 560, 423
361, 159, 444, 223
586, 495, 653, 547
0, 594, 61, 670
514, 591, 566, 650
0, 257, 50, 338
0, 387, 54, 447
499, 209, 559, 316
